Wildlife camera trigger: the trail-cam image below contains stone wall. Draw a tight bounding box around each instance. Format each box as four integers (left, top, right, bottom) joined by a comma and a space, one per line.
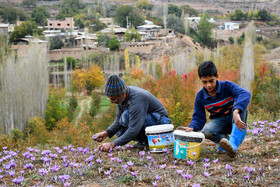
126, 42, 155, 53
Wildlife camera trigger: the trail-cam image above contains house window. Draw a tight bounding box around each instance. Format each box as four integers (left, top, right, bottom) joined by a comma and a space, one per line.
50, 23, 52, 26
57, 23, 61, 26
67, 24, 70, 26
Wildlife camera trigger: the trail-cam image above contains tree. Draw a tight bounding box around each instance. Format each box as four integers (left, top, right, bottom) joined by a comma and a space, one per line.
21, 0, 37, 8
66, 56, 76, 70
74, 13, 86, 29
56, 0, 86, 20
136, 0, 152, 10
86, 19, 106, 33
258, 9, 272, 21
50, 36, 65, 50
108, 36, 121, 51
114, 6, 144, 28
72, 65, 105, 94
31, 7, 51, 26
167, 14, 184, 34
9, 21, 42, 41
124, 28, 141, 42
168, 4, 181, 17
96, 32, 110, 47
197, 14, 214, 47
230, 9, 245, 21
89, 92, 101, 118
0, 6, 27, 24
181, 5, 198, 17
67, 94, 78, 122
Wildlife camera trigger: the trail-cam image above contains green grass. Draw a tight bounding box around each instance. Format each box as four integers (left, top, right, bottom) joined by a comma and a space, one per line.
71, 106, 81, 123
99, 97, 111, 111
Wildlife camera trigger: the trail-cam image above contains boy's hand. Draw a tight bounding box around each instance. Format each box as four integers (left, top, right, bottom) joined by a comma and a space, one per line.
99, 142, 115, 152
177, 126, 194, 132
233, 109, 247, 131
93, 131, 108, 142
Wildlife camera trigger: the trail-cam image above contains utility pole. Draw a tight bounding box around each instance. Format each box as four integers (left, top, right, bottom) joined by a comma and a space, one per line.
126, 16, 129, 29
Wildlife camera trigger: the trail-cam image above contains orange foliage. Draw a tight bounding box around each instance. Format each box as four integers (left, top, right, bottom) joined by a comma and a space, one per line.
130, 67, 144, 80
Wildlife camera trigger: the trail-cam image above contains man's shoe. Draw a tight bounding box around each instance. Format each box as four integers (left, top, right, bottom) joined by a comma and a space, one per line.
133, 142, 148, 149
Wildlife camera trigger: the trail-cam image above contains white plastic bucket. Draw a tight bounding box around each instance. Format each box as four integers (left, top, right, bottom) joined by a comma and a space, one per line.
145, 124, 174, 152
173, 130, 205, 160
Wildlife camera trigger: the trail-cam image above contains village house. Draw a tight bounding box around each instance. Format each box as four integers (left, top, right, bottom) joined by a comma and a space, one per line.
99, 18, 112, 25
45, 17, 75, 31
10, 37, 48, 59
224, 22, 240, 30
137, 23, 162, 38
0, 23, 14, 36
100, 25, 127, 41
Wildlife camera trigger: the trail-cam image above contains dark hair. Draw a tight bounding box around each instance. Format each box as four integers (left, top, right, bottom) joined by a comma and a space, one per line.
198, 61, 217, 78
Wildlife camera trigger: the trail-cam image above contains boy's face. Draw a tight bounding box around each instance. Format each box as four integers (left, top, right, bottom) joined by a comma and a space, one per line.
200, 75, 218, 94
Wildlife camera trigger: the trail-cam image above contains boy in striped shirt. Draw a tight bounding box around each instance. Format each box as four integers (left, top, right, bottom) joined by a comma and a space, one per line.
178, 61, 251, 158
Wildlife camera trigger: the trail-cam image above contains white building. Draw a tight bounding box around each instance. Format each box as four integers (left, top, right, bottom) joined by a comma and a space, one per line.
224, 22, 240, 30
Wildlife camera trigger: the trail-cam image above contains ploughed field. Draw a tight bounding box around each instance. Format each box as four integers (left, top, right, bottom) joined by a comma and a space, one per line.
0, 120, 279, 187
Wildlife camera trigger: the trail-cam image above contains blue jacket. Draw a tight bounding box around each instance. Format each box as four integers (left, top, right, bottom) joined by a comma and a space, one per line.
189, 80, 251, 131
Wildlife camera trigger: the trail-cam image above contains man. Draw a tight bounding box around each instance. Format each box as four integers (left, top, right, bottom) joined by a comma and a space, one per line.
178, 61, 251, 158
93, 74, 171, 152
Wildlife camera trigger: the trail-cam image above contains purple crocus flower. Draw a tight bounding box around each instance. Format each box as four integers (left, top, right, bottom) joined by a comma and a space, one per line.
64, 182, 71, 187
204, 163, 210, 168
191, 183, 200, 187
59, 174, 70, 183
12, 176, 24, 185
187, 160, 194, 166
123, 164, 128, 173
244, 166, 248, 171
182, 173, 192, 179
92, 134, 97, 139
51, 165, 60, 172
9, 170, 15, 178
204, 158, 210, 162
21, 170, 24, 176
108, 153, 113, 158
125, 144, 130, 149
28, 147, 34, 152
104, 168, 112, 176
160, 164, 166, 170
127, 161, 134, 167
204, 171, 210, 177
111, 157, 116, 163
248, 167, 254, 173
213, 159, 218, 164
131, 171, 138, 176
192, 152, 197, 156
226, 164, 232, 170
117, 158, 123, 163
152, 181, 157, 187
177, 169, 184, 175
3, 146, 7, 150
155, 175, 161, 181
10, 151, 17, 157
31, 156, 36, 161
24, 163, 34, 170
244, 175, 250, 180
115, 145, 121, 150
96, 158, 102, 164
146, 156, 152, 160
0, 175, 3, 179
39, 168, 48, 176
4, 164, 11, 170
139, 151, 145, 157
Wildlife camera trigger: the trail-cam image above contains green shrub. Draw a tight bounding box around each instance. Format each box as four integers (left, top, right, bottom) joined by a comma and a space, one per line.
89, 92, 101, 118
25, 116, 49, 145
45, 93, 67, 130
228, 36, 234, 44
67, 94, 78, 122
108, 37, 121, 51
9, 129, 23, 143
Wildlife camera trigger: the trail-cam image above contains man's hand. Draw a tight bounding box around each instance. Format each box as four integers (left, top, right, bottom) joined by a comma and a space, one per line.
99, 142, 115, 152
177, 126, 194, 132
233, 109, 247, 131
93, 131, 108, 142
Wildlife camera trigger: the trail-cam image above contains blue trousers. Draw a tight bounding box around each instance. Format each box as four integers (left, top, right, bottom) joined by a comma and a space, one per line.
201, 109, 247, 143
116, 109, 172, 143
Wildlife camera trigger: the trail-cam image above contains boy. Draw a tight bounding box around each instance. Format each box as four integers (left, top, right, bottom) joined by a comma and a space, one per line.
178, 61, 251, 158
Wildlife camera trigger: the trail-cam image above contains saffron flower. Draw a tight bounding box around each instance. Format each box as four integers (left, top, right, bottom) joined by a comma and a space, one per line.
155, 175, 161, 181
39, 168, 48, 176
182, 173, 192, 179
139, 151, 145, 157
204, 171, 210, 177
204, 158, 210, 162
59, 174, 70, 183
187, 160, 194, 166
244, 166, 248, 171
117, 158, 123, 163
191, 183, 200, 187
177, 169, 184, 175
123, 164, 128, 173
12, 176, 24, 185
204, 163, 210, 169
131, 171, 138, 176
51, 165, 60, 172
96, 158, 102, 164
104, 168, 112, 177
160, 164, 166, 170
9, 170, 15, 178
192, 152, 197, 156
226, 164, 232, 170
213, 159, 218, 164
64, 182, 71, 187
127, 161, 134, 167
152, 181, 157, 187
